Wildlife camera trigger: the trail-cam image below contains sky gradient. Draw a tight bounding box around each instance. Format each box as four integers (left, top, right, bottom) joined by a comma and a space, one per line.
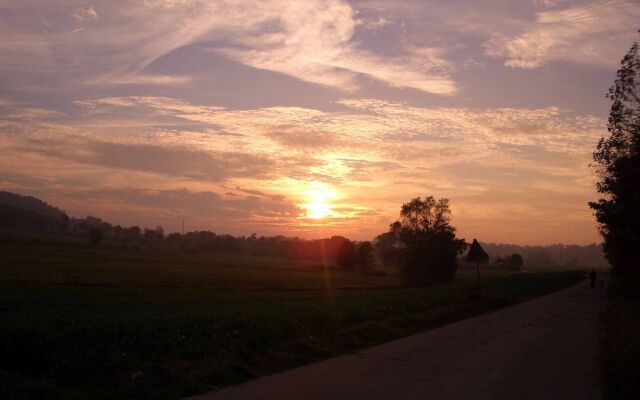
1, 0, 638, 244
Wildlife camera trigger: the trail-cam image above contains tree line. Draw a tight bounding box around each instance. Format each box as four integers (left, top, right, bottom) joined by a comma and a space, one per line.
1, 188, 608, 282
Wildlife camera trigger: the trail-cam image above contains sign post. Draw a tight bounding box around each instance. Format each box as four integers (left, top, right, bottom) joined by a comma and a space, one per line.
465, 239, 490, 288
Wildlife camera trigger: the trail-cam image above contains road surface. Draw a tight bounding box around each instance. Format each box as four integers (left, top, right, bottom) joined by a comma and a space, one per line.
189, 278, 605, 400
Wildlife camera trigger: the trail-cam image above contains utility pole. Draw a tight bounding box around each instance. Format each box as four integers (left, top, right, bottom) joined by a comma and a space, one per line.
182, 218, 185, 235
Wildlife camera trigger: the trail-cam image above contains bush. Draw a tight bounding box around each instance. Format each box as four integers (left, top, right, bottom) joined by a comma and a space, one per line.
506, 253, 524, 270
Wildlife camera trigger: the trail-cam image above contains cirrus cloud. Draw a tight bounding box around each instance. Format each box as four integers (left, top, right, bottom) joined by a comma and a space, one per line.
483, 0, 640, 68
0, 0, 456, 94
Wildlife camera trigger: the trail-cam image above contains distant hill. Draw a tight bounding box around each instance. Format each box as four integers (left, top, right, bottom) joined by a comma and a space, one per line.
0, 191, 65, 219
0, 191, 68, 230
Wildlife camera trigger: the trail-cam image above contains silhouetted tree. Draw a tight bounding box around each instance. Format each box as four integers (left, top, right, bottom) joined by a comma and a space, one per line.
390, 196, 467, 286
336, 240, 357, 269
166, 232, 181, 248
126, 226, 141, 240
357, 241, 374, 271
480, 242, 605, 267
373, 231, 399, 268
60, 213, 69, 231
143, 226, 164, 242
590, 38, 640, 293
112, 225, 124, 238
88, 228, 103, 245
506, 253, 524, 270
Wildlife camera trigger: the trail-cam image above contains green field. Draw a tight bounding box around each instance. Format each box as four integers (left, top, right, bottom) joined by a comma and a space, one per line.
0, 231, 585, 399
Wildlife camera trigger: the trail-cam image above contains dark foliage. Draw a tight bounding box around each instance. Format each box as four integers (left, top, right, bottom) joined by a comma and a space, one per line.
373, 231, 401, 268
506, 253, 524, 269
88, 228, 103, 246
590, 39, 640, 296
480, 242, 606, 267
0, 204, 50, 230
0, 190, 359, 265
144, 226, 164, 241
389, 197, 467, 286
601, 280, 640, 400
336, 239, 357, 269
356, 241, 374, 271
493, 253, 524, 270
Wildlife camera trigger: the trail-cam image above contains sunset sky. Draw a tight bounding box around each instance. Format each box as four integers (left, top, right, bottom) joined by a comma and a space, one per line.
1, 0, 638, 244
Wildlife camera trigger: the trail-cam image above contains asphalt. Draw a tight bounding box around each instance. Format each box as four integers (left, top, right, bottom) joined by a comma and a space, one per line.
189, 278, 606, 400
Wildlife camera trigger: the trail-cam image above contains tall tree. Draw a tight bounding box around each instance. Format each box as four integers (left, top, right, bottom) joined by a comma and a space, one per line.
356, 241, 374, 271
336, 239, 357, 270
590, 38, 640, 292
390, 196, 467, 286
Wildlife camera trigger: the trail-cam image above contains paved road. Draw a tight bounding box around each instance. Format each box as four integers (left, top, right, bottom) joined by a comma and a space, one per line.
190, 279, 606, 400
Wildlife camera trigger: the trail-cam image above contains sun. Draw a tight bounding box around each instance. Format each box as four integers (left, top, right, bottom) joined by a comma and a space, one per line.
302, 182, 335, 219
307, 198, 331, 219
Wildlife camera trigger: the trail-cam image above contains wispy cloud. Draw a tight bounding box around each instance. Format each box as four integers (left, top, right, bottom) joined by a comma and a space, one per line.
69, 95, 605, 174
0, 0, 455, 93
483, 0, 640, 68
5, 130, 275, 183
0, 95, 606, 242
72, 5, 97, 23
212, 1, 455, 93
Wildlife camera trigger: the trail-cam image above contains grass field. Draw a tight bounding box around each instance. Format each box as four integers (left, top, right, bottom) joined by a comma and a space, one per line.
0, 230, 585, 399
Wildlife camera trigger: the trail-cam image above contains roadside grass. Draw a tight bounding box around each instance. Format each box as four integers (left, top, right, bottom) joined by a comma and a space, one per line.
0, 234, 585, 399
601, 281, 640, 400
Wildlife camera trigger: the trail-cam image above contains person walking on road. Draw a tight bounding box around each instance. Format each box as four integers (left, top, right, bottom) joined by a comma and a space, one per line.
590, 269, 597, 289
